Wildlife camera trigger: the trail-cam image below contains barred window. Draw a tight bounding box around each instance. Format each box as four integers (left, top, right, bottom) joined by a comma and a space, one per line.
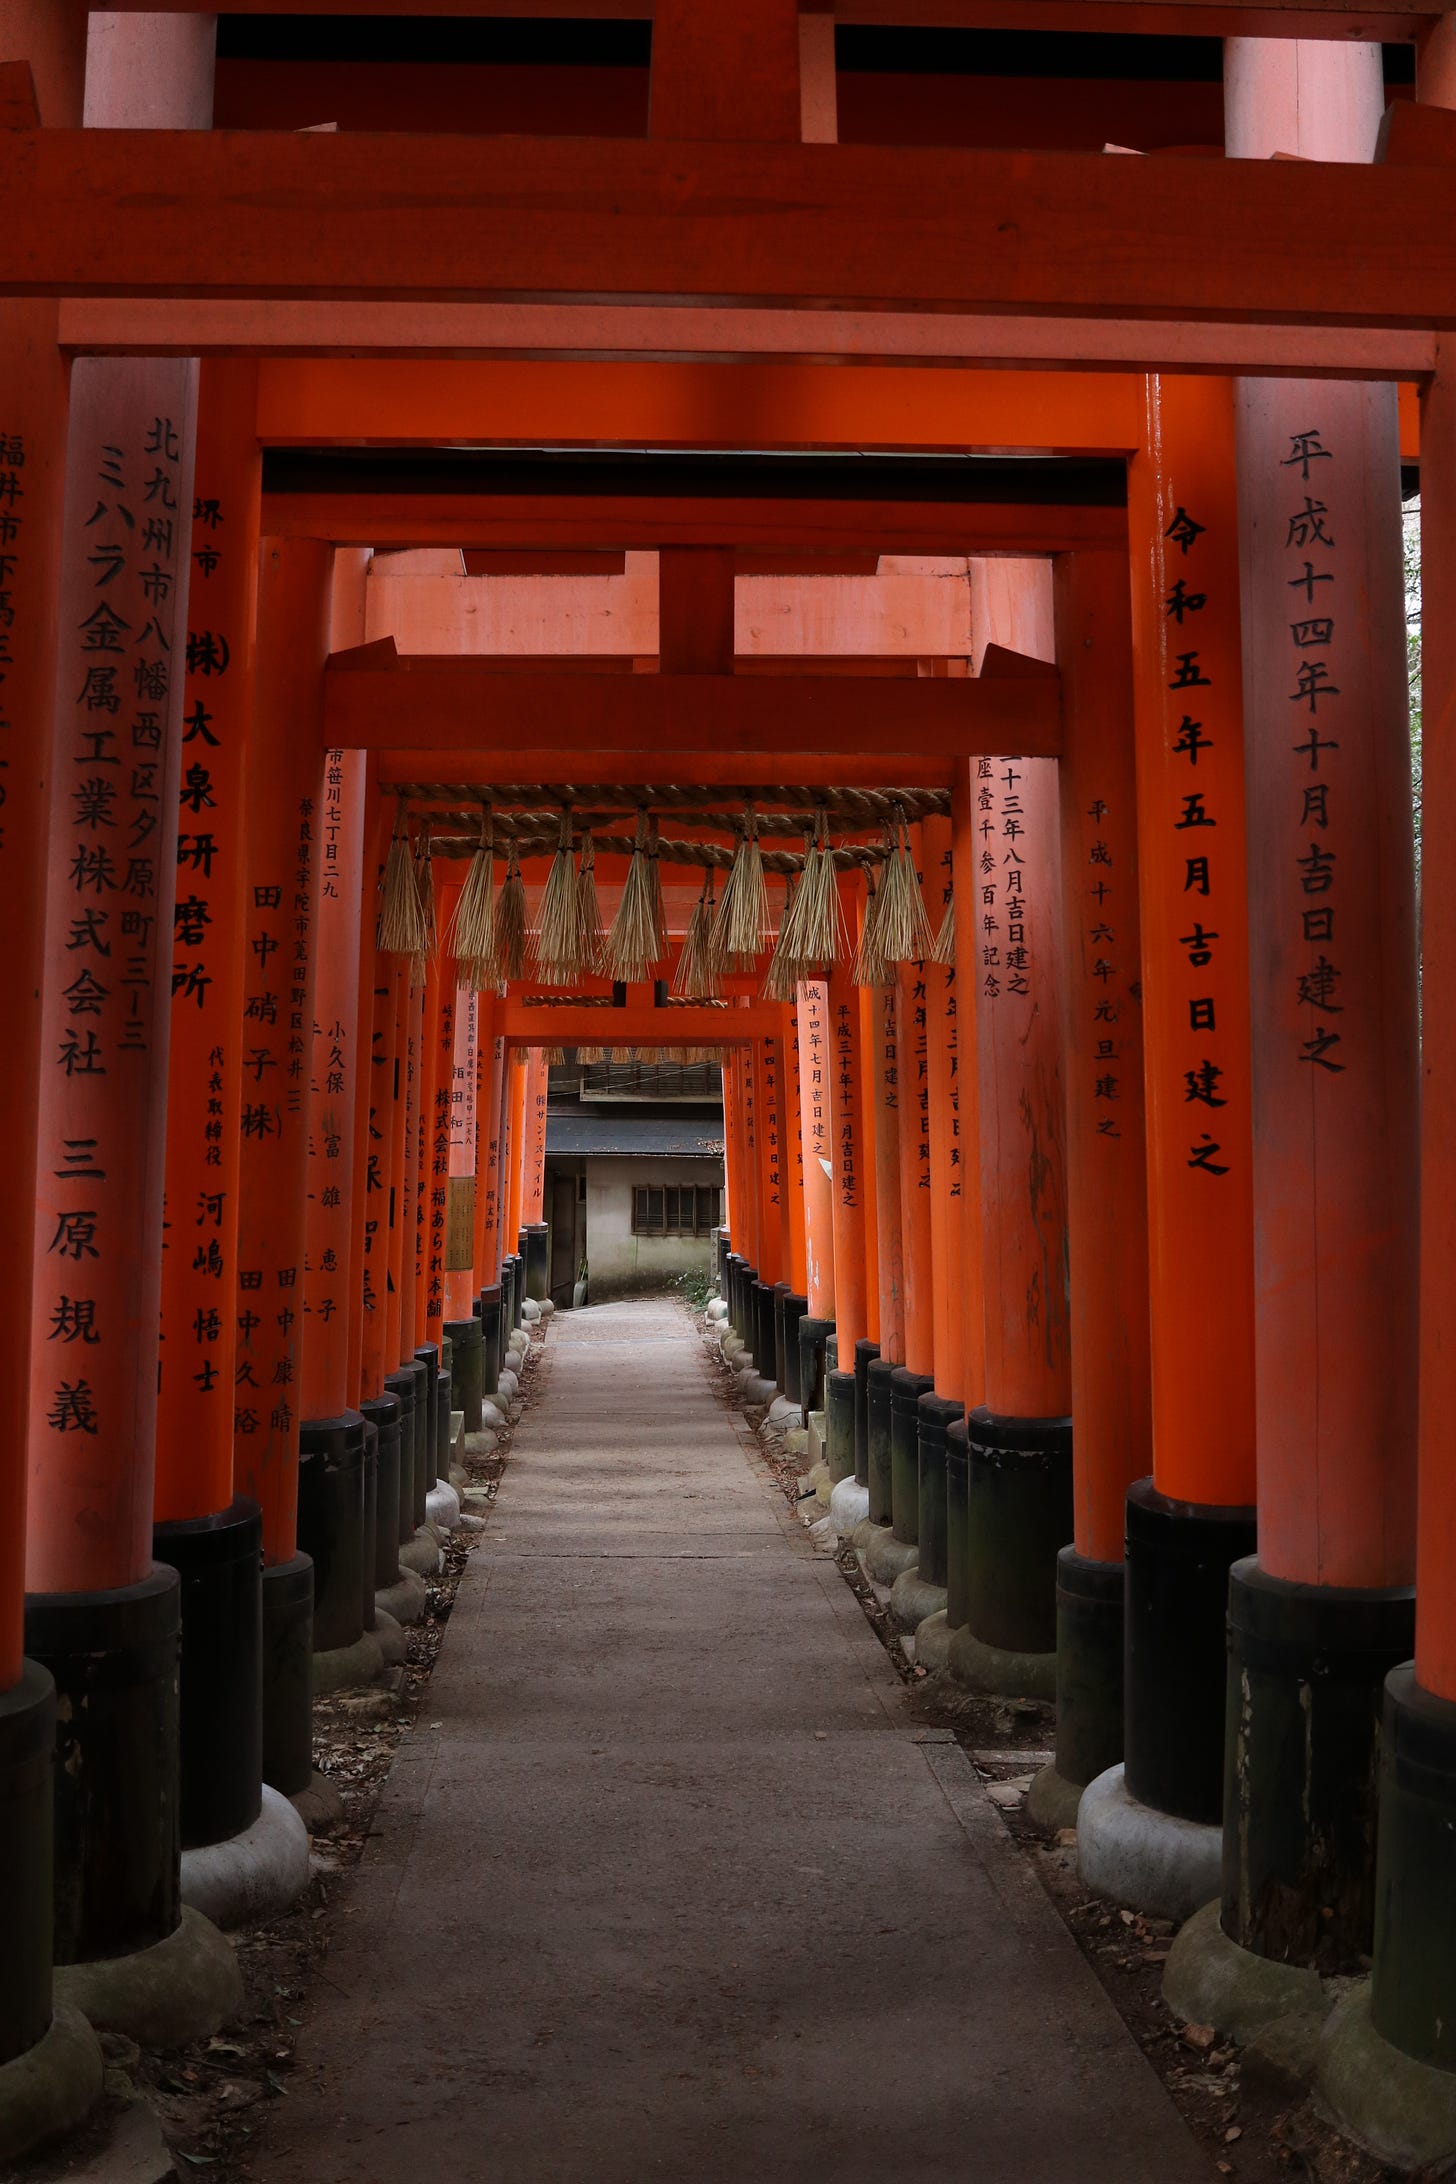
631, 1184, 721, 1237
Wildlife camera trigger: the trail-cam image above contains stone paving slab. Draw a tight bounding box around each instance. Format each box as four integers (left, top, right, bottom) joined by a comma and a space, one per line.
265, 1298, 1212, 2184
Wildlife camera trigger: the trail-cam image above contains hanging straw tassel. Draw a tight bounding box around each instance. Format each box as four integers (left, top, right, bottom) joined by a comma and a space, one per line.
449, 803, 501, 991
545, 1045, 566, 1068
931, 878, 957, 966
411, 821, 438, 981
762, 870, 801, 1002
576, 829, 608, 975
647, 812, 669, 963
770, 810, 845, 991
712, 801, 772, 971
877, 806, 936, 966
378, 805, 431, 960
534, 807, 584, 985
853, 865, 891, 987
607, 809, 664, 983
673, 871, 721, 1000
496, 840, 528, 982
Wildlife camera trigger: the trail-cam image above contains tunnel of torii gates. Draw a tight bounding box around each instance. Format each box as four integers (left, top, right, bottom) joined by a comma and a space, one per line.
9, 0, 1456, 2166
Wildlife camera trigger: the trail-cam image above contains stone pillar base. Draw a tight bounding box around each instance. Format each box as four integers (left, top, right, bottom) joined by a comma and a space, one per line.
889, 1566, 948, 1633
180, 1784, 312, 1930
914, 1608, 954, 1675
1076, 1762, 1222, 1922
1318, 1983, 1456, 2174
1162, 1899, 1329, 2047
945, 1622, 1057, 1704
52, 1905, 242, 2050
0, 2007, 102, 2169
829, 1475, 869, 1539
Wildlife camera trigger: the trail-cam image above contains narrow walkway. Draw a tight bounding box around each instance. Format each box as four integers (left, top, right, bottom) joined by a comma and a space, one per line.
268, 1300, 1210, 2183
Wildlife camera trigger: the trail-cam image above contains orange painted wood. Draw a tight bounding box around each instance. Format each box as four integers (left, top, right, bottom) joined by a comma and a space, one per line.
504, 1047, 528, 1260
1417, 358, 1456, 1698
869, 978, 906, 1364
781, 1002, 808, 1295
27, 356, 199, 1597
827, 946, 869, 1358
233, 538, 331, 1565
895, 954, 935, 1380
657, 546, 735, 674
383, 968, 409, 1368
796, 980, 836, 1320
322, 662, 1061, 760
856, 971, 882, 1350
948, 766, 988, 1408
523, 1047, 548, 1227
254, 358, 1140, 459
1235, 375, 1418, 1587
739, 1041, 761, 1270
156, 359, 260, 1522
649, 0, 800, 143
300, 748, 366, 1419
921, 816, 965, 1404
472, 1009, 503, 1282
419, 931, 454, 1347
3, 131, 1452, 334
755, 1035, 784, 1288
360, 959, 400, 1397
721, 1047, 741, 1258
1127, 375, 1256, 1506
1053, 551, 1151, 1567
342, 777, 384, 1406
260, 484, 1127, 558
384, 748, 956, 792
396, 981, 423, 1363
0, 299, 68, 1677
446, 982, 479, 1317
970, 563, 1072, 1419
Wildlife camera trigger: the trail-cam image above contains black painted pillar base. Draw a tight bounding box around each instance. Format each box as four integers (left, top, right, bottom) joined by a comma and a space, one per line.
798, 1315, 834, 1422
1372, 1667, 1456, 2069
1053, 1548, 1125, 1794
297, 1410, 368, 1654
524, 1220, 550, 1303
754, 1282, 777, 1380
153, 1496, 263, 1851
360, 1393, 403, 1586
773, 1283, 792, 1391
435, 1366, 453, 1483
509, 1253, 525, 1330
916, 1394, 962, 1590
782, 1293, 808, 1405
890, 1368, 935, 1546
826, 1369, 857, 1485
383, 1369, 417, 1547
359, 1419, 378, 1632
740, 1268, 760, 1356
499, 1257, 516, 1343
413, 1345, 439, 1513
1124, 1478, 1256, 1825
446, 1315, 485, 1434
479, 1284, 503, 1396
866, 1357, 897, 1527
25, 1566, 181, 1967
853, 1339, 879, 1490
945, 1419, 969, 1630
723, 1253, 740, 1337
965, 1407, 1074, 1656
0, 1661, 55, 2064
260, 1553, 314, 1799
1222, 1558, 1414, 1972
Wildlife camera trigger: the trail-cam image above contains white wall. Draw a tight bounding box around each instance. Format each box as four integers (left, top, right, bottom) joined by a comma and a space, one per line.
585, 1157, 722, 1300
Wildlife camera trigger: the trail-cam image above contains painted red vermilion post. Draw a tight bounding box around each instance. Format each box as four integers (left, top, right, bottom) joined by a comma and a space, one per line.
824, 898, 866, 1486
152, 358, 265, 1865
894, 814, 966, 1645
1077, 375, 1259, 1913
874, 924, 935, 1592
1036, 548, 1151, 1827
862, 974, 905, 1540
793, 977, 835, 1419
949, 563, 1071, 1703
0, 0, 85, 2098
23, 17, 209, 1975
521, 1043, 550, 1304
233, 535, 329, 1801
444, 979, 488, 1435
750, 1030, 783, 1386
474, 1015, 507, 1399
1191, 37, 1421, 2017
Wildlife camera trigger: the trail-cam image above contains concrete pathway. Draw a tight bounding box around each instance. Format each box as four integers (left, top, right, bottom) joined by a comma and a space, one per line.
267, 1299, 1212, 2184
